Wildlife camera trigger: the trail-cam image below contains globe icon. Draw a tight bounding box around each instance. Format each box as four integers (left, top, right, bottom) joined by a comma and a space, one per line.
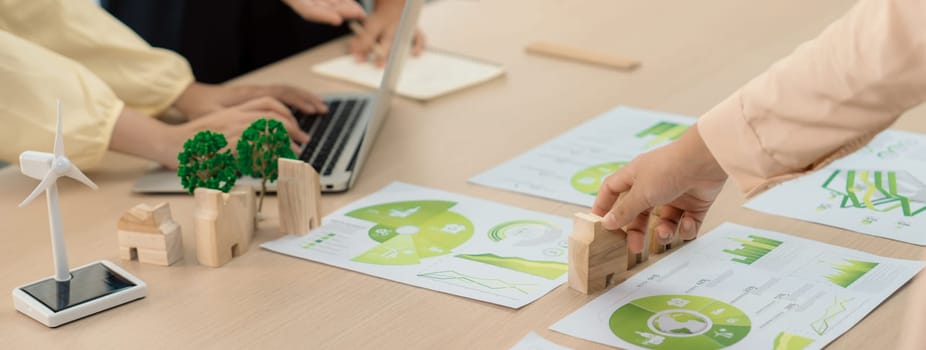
650, 311, 711, 336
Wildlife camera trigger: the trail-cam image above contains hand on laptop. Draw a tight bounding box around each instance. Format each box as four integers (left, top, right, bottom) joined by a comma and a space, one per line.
282, 0, 367, 26
173, 82, 328, 119
349, 0, 425, 67
110, 97, 308, 170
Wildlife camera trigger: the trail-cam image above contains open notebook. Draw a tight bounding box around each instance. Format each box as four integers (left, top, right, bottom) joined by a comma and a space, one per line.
312, 49, 505, 101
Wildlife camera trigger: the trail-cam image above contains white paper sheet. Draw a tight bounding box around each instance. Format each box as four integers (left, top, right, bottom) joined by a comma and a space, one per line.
470, 106, 695, 207
550, 223, 924, 350
311, 50, 504, 100
511, 332, 572, 350
262, 182, 571, 308
746, 130, 926, 245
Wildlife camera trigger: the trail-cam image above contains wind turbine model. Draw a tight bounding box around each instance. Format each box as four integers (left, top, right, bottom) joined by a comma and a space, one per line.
12, 101, 147, 328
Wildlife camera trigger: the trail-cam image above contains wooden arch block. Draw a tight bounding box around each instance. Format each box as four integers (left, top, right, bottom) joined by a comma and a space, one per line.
117, 202, 183, 266
568, 213, 628, 294
193, 185, 256, 267
277, 158, 322, 235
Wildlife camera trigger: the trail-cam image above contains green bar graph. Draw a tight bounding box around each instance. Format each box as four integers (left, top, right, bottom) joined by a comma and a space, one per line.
825, 259, 879, 288
635, 121, 689, 148
722, 235, 783, 265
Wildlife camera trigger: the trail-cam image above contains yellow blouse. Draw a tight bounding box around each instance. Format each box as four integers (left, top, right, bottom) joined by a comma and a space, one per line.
0, 0, 193, 168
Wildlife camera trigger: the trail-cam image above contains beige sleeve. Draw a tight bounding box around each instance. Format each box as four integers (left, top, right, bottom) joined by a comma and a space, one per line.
0, 0, 194, 116
0, 30, 124, 169
697, 0, 926, 196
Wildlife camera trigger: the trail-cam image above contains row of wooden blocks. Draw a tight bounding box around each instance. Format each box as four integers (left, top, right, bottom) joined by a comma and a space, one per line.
568, 212, 686, 294
116, 159, 322, 267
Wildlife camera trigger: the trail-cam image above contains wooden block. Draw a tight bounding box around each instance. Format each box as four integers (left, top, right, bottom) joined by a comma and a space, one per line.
526, 41, 640, 71
116, 202, 183, 266
568, 213, 628, 294
231, 184, 257, 248
194, 187, 255, 267
277, 158, 322, 235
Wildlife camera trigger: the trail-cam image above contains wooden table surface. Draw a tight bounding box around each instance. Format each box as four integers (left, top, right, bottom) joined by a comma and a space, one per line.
2, 0, 923, 348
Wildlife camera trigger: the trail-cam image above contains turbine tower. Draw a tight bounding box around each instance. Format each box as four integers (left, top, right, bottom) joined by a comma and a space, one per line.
18, 100, 98, 281
13, 100, 146, 328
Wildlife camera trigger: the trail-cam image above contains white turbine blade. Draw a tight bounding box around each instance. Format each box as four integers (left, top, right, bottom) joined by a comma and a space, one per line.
65, 166, 98, 190
54, 99, 64, 158
19, 170, 58, 208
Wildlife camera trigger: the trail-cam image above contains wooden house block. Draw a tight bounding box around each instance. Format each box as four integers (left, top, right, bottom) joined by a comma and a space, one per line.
569, 211, 694, 294
193, 185, 256, 267
568, 213, 628, 294
117, 202, 183, 266
277, 158, 322, 235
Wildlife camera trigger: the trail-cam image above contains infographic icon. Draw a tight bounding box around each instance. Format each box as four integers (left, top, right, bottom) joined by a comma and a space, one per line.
609, 295, 750, 349
347, 200, 474, 265
571, 162, 626, 195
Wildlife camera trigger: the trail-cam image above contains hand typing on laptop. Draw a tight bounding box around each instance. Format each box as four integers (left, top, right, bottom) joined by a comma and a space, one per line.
174, 82, 329, 118
110, 88, 315, 170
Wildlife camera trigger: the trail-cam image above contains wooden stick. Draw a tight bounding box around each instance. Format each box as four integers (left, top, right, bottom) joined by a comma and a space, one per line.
525, 41, 640, 71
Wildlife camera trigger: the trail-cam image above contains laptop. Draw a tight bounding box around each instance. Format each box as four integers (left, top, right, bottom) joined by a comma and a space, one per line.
133, 0, 424, 193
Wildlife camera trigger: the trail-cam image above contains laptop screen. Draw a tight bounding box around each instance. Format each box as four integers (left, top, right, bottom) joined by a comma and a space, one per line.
349, 0, 424, 187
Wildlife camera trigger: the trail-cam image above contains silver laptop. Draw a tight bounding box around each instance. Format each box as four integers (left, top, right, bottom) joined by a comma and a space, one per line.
134, 0, 424, 193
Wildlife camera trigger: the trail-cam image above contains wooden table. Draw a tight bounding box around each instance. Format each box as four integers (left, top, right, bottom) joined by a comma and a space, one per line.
2, 0, 921, 348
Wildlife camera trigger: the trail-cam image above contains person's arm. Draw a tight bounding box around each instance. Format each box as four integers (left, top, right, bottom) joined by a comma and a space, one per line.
594, 0, 926, 253
0, 29, 124, 169
0, 0, 193, 117
281, 0, 367, 25
699, 0, 926, 196
350, 0, 425, 66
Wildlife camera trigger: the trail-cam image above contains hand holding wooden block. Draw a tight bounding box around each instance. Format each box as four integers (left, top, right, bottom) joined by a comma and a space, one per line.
568, 213, 628, 294
568, 212, 690, 294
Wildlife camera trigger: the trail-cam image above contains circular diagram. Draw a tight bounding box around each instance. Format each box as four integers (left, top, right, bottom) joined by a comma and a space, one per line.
609, 295, 750, 349
346, 200, 474, 265
487, 220, 561, 246
571, 162, 627, 195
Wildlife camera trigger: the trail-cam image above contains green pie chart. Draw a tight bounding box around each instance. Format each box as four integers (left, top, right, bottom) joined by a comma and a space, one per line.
610, 295, 750, 349
347, 200, 474, 265
571, 162, 627, 195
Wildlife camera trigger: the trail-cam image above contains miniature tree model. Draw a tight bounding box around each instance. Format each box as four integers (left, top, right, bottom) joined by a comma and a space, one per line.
236, 118, 296, 212
177, 131, 239, 193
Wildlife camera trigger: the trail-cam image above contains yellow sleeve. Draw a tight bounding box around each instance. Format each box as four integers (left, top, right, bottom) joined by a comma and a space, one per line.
0, 30, 124, 169
0, 0, 194, 116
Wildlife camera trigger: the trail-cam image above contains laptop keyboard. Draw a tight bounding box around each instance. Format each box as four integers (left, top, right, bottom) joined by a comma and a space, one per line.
295, 98, 368, 176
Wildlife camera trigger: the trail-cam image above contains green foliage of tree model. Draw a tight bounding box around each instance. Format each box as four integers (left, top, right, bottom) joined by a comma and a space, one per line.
177, 131, 238, 193
236, 118, 296, 212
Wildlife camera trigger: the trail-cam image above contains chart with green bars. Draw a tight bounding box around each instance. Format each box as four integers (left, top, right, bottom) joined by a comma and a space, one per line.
636, 121, 689, 148
608, 295, 751, 350
821, 169, 926, 217
470, 106, 695, 208
745, 138, 926, 245
824, 259, 878, 288
722, 235, 783, 265
550, 223, 925, 350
